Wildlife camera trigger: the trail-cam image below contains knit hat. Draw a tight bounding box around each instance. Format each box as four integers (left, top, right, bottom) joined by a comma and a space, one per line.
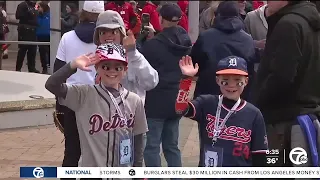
93, 10, 127, 45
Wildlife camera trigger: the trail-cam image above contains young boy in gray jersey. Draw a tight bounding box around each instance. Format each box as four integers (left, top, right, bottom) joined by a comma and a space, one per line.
45, 43, 148, 170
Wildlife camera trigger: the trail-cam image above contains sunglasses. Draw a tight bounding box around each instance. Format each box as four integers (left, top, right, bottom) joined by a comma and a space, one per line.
101, 64, 125, 71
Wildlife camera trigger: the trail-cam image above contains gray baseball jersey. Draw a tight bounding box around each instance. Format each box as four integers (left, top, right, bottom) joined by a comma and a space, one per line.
58, 83, 148, 167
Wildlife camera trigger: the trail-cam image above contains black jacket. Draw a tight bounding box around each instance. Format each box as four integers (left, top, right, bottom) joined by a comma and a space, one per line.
16, 1, 38, 41
191, 15, 256, 100
253, 1, 320, 124
141, 26, 192, 119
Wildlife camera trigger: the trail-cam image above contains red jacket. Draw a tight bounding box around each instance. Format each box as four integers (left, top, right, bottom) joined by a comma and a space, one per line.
177, 0, 189, 32
253, 1, 264, 10
105, 2, 137, 30
141, 2, 161, 32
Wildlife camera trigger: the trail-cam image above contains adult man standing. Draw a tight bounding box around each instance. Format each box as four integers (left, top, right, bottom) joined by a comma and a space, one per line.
141, 3, 192, 170
253, 1, 320, 167
15, 0, 39, 73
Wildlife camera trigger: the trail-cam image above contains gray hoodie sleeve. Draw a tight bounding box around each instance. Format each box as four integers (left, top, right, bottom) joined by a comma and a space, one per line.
126, 48, 159, 91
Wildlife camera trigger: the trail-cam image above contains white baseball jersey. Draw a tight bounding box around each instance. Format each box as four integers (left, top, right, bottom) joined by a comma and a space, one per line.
58, 83, 148, 167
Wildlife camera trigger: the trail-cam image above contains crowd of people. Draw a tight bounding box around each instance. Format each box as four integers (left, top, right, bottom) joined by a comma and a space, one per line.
40, 0, 320, 179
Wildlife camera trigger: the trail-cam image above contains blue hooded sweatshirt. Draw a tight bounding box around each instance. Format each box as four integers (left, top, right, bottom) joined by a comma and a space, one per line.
36, 12, 50, 37
190, 1, 256, 101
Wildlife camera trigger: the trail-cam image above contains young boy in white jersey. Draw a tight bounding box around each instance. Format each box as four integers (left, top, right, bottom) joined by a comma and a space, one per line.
175, 55, 268, 171
45, 43, 148, 172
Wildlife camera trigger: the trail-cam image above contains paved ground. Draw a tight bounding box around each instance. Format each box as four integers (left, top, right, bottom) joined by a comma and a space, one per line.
0, 54, 200, 179
1, 51, 44, 72
0, 120, 199, 179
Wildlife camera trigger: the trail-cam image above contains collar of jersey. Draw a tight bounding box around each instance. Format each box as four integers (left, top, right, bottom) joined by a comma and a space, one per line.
100, 83, 125, 98
221, 100, 247, 112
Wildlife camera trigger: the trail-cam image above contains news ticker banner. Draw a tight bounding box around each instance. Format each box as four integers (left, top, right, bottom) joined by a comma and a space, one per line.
20, 167, 320, 179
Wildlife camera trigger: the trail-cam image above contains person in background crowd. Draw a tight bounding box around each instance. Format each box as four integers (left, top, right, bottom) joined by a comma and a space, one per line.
238, 0, 247, 20
0, 3, 4, 42
199, 1, 211, 17
177, 0, 189, 32
244, 2, 269, 72
15, 0, 39, 73
245, 0, 253, 13
0, 2, 8, 59
141, 3, 192, 170
53, 2, 104, 178
61, 3, 79, 35
253, 1, 320, 168
130, 0, 138, 12
142, 0, 162, 33
104, 1, 141, 36
253, 0, 265, 10
136, 22, 156, 51
129, 0, 143, 36
191, 1, 255, 101
199, 1, 221, 33
36, 1, 50, 74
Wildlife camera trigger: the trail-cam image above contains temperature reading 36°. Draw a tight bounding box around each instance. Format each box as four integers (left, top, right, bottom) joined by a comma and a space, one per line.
266, 157, 278, 164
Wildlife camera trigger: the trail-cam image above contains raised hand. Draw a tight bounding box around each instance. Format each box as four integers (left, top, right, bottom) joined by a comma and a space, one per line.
123, 30, 136, 51
71, 53, 100, 72
179, 55, 199, 77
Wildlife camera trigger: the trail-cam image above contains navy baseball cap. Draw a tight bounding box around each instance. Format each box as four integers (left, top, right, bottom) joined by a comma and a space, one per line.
216, 56, 248, 76
159, 3, 182, 22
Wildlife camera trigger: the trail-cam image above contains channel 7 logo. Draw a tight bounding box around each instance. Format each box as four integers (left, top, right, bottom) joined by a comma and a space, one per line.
33, 167, 44, 178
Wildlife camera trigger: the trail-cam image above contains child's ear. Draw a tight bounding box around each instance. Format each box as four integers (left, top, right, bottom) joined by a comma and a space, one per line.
244, 77, 249, 86
216, 76, 220, 85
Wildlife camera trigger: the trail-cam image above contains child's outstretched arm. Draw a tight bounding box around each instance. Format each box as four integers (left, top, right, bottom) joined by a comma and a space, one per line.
45, 62, 76, 99
45, 53, 100, 111
45, 53, 97, 97
175, 75, 194, 116
175, 56, 199, 118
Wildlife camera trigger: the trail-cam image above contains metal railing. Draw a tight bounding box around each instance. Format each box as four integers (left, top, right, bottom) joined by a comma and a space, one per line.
0, 40, 50, 70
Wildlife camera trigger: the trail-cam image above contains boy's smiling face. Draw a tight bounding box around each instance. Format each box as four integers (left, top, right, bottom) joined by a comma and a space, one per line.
216, 74, 248, 101
96, 60, 127, 89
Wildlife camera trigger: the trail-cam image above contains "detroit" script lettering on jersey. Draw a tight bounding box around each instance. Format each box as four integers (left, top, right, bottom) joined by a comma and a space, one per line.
205, 114, 252, 143
89, 112, 134, 135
